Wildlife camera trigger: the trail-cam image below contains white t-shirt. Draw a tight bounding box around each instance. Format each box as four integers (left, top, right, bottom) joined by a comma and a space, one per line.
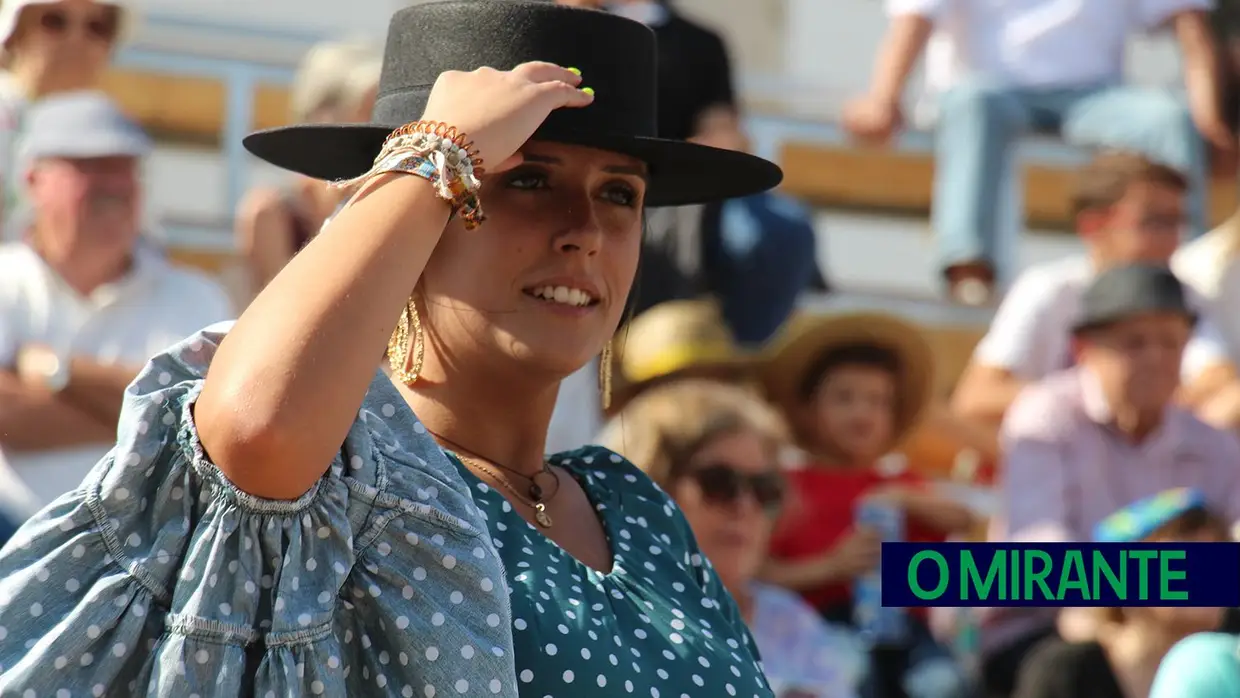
0, 243, 234, 506
1175, 225, 1240, 366
888, 0, 1210, 95
972, 255, 1228, 381
0, 73, 27, 241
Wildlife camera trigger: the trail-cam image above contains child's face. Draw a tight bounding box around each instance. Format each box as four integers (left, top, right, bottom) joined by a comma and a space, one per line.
810, 364, 897, 462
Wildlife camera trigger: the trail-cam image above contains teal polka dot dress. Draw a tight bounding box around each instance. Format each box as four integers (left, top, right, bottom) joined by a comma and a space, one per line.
452, 446, 774, 697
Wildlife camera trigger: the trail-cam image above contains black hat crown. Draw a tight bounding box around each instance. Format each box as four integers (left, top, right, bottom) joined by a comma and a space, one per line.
374, 1, 657, 140
243, 0, 782, 207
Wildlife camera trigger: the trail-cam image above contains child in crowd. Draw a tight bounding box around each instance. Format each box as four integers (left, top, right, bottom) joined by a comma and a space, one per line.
1014, 489, 1231, 698
761, 312, 977, 698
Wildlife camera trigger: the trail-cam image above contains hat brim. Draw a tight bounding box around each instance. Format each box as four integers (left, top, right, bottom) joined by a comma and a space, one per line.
761, 313, 935, 449
1070, 308, 1199, 335
242, 123, 784, 208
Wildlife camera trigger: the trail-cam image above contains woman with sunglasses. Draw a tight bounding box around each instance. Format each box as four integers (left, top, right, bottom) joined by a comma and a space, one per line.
0, 1, 784, 695
602, 378, 868, 698
0, 0, 129, 234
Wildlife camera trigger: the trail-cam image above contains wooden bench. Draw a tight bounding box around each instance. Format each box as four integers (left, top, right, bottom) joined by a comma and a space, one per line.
779, 141, 1240, 230
101, 68, 292, 142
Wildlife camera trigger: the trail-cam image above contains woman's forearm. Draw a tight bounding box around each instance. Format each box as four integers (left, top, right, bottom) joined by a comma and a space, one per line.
197, 174, 452, 500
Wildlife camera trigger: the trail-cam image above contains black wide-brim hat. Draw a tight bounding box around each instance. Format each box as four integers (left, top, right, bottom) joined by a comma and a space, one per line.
242, 0, 782, 207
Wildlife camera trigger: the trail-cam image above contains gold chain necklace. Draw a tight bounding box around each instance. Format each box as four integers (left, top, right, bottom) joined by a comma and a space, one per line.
454, 453, 555, 529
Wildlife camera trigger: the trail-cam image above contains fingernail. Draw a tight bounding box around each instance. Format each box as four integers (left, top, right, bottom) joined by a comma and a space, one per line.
567, 67, 581, 76
581, 86, 594, 96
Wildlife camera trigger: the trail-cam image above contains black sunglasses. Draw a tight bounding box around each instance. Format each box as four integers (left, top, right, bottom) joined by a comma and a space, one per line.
685, 464, 786, 515
37, 7, 119, 42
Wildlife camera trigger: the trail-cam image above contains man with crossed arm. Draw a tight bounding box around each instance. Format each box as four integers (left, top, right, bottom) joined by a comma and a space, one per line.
0, 93, 231, 509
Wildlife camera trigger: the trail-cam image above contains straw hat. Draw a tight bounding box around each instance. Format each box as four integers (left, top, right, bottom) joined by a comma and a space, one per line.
612, 299, 756, 409
760, 311, 934, 447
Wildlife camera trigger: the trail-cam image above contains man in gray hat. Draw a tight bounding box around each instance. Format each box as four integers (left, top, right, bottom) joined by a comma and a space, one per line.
983, 263, 1240, 691
0, 91, 232, 510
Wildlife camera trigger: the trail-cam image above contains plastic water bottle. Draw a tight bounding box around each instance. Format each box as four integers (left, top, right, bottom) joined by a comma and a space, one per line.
853, 498, 909, 646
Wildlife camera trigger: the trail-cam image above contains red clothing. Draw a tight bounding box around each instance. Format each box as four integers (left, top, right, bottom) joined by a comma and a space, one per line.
769, 465, 947, 615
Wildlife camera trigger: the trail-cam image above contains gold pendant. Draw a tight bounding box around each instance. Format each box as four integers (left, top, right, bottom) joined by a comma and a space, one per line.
534, 503, 553, 528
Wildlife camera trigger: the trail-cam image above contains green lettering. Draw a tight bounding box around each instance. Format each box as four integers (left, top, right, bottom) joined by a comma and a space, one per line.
1023, 550, 1055, 601
1091, 550, 1126, 600
1057, 550, 1090, 601
1159, 550, 1188, 601
1129, 550, 1159, 600
1009, 548, 1020, 600
961, 551, 1005, 601
908, 551, 949, 600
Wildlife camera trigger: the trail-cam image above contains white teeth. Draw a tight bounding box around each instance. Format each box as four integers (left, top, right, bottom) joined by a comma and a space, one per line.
528, 285, 594, 307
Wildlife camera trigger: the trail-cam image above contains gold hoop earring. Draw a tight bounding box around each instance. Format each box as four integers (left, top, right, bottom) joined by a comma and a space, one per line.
598, 340, 613, 411
388, 296, 424, 386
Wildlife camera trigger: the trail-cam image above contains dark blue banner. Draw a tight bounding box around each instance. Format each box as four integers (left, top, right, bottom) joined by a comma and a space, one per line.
880, 542, 1240, 607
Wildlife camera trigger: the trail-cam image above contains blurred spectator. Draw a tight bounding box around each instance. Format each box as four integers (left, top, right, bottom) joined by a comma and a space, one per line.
953, 152, 1240, 432
761, 312, 975, 698
602, 378, 868, 698
233, 40, 380, 302
554, 0, 822, 342
1174, 209, 1240, 352
700, 183, 820, 348
845, 0, 1228, 305
0, 0, 133, 237
0, 93, 231, 508
550, 298, 754, 454
1149, 632, 1240, 698
983, 265, 1240, 698
1013, 491, 1230, 698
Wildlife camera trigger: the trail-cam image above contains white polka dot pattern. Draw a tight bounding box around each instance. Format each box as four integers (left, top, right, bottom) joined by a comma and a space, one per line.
453, 447, 774, 697
0, 328, 519, 696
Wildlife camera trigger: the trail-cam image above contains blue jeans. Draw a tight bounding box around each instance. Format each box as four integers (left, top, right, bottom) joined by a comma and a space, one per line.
933, 80, 1207, 273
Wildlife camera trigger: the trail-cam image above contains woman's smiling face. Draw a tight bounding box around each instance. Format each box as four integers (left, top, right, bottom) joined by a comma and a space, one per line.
417, 141, 646, 379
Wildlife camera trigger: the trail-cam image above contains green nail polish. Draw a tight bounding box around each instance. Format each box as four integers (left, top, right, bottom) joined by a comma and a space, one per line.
567, 67, 581, 76
581, 86, 594, 96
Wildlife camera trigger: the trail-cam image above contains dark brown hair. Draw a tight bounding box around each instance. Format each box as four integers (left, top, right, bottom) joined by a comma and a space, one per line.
796, 343, 901, 404
1070, 152, 1189, 220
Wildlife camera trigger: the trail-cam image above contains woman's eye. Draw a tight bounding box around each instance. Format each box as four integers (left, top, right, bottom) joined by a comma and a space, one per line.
505, 171, 548, 190
602, 183, 638, 207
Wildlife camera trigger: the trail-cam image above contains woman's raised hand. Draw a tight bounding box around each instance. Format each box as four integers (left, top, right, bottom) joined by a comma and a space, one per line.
419, 62, 594, 172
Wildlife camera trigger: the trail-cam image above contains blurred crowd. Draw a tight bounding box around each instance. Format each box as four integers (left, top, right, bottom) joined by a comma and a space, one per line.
3, 0, 1240, 697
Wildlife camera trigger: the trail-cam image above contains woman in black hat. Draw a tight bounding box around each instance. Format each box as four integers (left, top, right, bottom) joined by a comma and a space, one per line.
0, 1, 782, 696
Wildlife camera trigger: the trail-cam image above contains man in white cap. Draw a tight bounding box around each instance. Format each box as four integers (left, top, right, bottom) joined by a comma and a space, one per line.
0, 92, 232, 509
0, 0, 135, 235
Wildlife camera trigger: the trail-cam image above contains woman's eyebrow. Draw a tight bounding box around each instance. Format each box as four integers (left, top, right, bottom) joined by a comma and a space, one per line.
522, 153, 649, 180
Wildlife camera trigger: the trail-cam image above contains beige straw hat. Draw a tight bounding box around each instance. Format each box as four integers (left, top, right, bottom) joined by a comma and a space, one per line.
612, 299, 757, 410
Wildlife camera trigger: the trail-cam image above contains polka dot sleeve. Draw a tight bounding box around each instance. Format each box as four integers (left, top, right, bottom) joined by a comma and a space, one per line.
0, 323, 520, 696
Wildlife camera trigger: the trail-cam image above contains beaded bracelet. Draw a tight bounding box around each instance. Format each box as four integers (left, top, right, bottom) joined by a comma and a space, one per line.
331, 120, 486, 229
